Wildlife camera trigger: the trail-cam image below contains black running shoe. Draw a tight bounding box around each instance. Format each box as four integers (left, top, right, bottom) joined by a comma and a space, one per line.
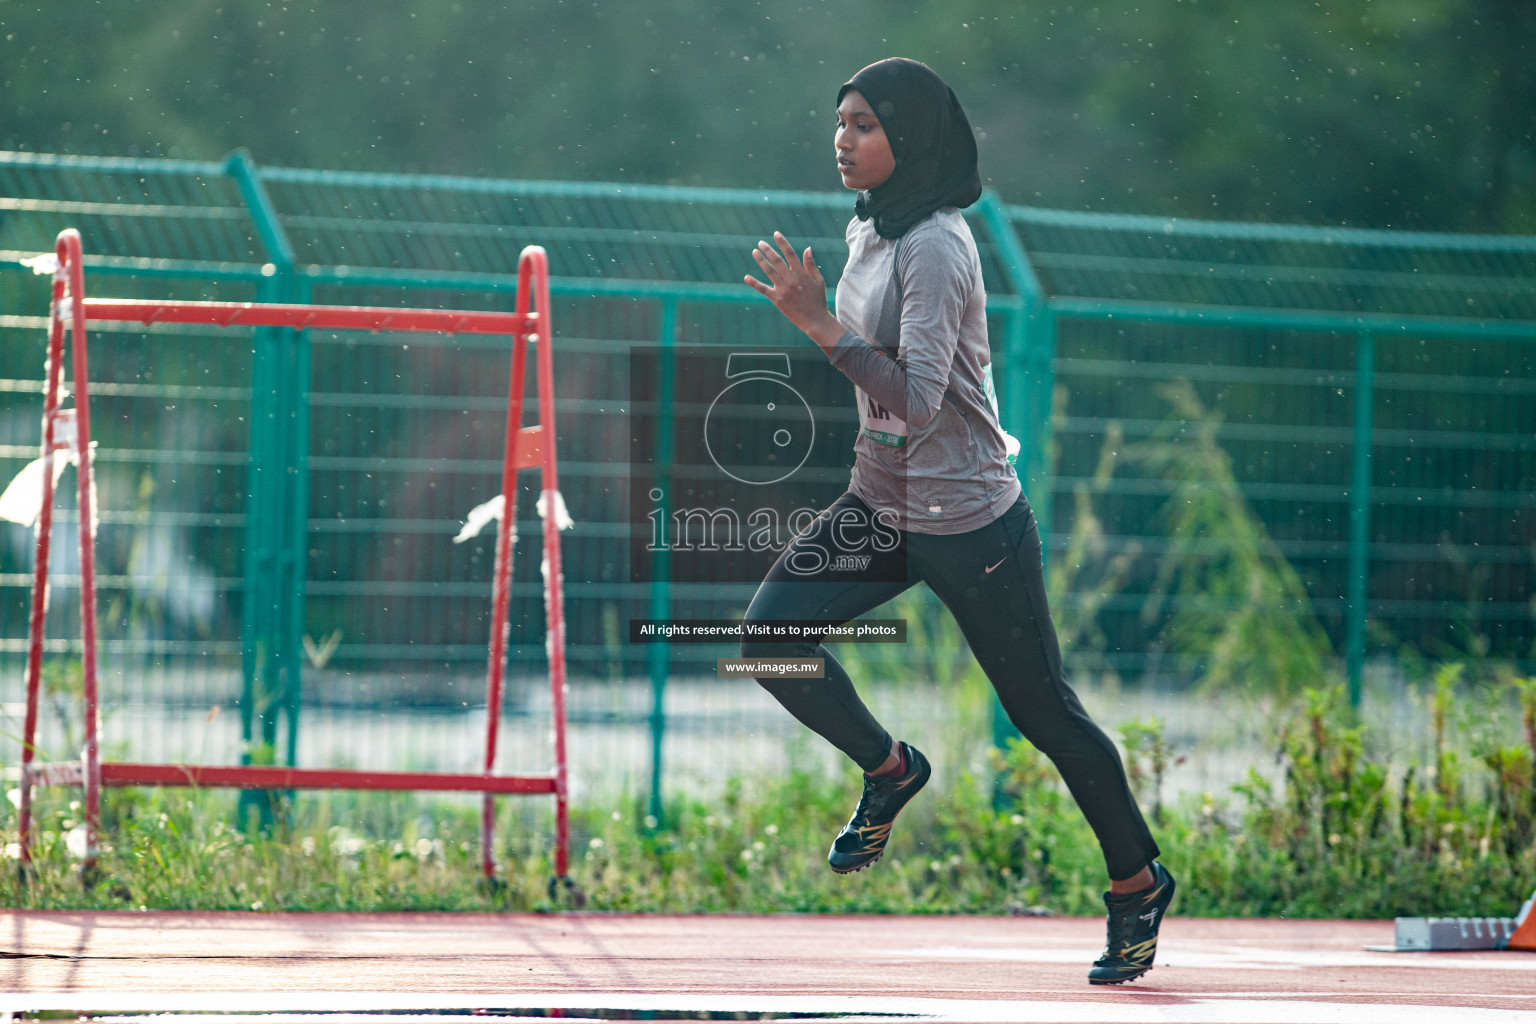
828, 742, 931, 874
1088, 861, 1176, 985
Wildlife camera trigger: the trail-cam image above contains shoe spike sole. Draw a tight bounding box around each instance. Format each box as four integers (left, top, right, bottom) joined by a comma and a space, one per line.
1088, 966, 1153, 986
829, 851, 884, 875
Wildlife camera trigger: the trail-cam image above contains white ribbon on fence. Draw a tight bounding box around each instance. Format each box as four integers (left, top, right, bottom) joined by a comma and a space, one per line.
0, 442, 97, 529
453, 494, 511, 545
0, 455, 68, 526
20, 252, 59, 275
452, 488, 574, 545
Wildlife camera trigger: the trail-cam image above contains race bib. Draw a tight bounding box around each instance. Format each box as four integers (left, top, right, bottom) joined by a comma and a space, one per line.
857, 385, 907, 447
982, 363, 1001, 419
982, 363, 1021, 466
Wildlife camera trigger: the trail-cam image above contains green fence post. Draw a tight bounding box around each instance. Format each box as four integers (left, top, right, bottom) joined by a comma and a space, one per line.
282, 275, 313, 770
1347, 330, 1375, 709
646, 298, 678, 827
1019, 310, 1059, 535
227, 150, 300, 825
977, 194, 1052, 760
978, 193, 1053, 539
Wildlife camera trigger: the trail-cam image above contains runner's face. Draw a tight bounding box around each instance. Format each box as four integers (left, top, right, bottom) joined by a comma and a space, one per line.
835, 90, 895, 191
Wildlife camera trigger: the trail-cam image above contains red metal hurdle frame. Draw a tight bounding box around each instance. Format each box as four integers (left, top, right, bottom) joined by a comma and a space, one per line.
17, 228, 572, 892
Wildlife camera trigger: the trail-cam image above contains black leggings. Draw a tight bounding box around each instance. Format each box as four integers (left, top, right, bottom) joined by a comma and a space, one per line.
741, 491, 1160, 881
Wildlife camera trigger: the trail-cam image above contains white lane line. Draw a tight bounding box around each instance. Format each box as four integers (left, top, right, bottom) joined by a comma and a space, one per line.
892, 945, 1536, 972
1, 992, 1533, 1024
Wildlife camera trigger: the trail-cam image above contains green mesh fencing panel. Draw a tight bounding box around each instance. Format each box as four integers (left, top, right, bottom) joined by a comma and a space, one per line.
0, 154, 266, 775
243, 169, 1027, 789
1011, 206, 1536, 686
2, 152, 1532, 802
1016, 208, 1536, 319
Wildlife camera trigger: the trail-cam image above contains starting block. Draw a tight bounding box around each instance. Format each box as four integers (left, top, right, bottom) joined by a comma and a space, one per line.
1369, 889, 1536, 951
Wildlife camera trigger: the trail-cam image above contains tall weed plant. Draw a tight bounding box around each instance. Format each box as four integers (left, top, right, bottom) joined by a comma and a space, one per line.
1128, 380, 1337, 702
1190, 672, 1536, 917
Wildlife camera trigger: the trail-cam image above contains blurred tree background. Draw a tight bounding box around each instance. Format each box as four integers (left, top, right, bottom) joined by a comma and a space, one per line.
2, 0, 1532, 232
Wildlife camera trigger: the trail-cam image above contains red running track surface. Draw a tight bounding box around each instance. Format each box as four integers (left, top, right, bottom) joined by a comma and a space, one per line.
1, 911, 1533, 1022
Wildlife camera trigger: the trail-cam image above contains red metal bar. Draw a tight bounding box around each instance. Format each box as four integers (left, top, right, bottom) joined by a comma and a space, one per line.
81, 298, 538, 336
17, 244, 72, 872
96, 763, 557, 794
27, 762, 82, 787
510, 424, 545, 471
20, 231, 569, 893
530, 248, 573, 881
60, 231, 105, 874
27, 762, 558, 793
480, 250, 539, 879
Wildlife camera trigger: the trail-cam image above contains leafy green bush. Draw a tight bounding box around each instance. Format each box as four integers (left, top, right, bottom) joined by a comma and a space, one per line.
1174, 670, 1536, 918
4, 673, 1531, 917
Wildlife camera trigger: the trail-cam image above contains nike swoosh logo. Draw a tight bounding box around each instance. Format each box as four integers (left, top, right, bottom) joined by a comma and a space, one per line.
984, 558, 1006, 573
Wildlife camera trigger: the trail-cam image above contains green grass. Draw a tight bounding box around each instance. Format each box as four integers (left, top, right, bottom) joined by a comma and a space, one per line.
5, 675, 1532, 918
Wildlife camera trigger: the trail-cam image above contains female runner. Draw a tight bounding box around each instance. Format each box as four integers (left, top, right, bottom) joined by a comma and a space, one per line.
741, 57, 1175, 986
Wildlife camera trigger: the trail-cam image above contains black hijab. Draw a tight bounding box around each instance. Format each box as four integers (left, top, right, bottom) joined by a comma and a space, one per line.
838, 58, 982, 240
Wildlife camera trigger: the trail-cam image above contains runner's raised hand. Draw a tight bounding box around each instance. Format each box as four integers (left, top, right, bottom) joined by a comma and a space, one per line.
745, 231, 845, 353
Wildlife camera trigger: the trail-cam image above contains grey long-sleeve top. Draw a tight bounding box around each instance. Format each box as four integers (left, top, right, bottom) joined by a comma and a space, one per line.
827, 208, 1021, 534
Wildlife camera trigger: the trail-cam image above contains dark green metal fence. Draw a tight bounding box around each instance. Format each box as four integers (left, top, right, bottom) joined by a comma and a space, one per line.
1013, 208, 1536, 699
2, 151, 1532, 800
